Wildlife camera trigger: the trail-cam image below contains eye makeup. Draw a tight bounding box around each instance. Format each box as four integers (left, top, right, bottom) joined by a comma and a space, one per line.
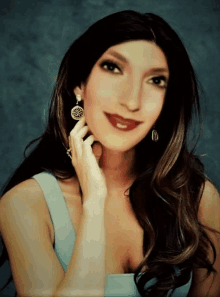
99, 55, 169, 89
100, 59, 121, 73
149, 76, 168, 89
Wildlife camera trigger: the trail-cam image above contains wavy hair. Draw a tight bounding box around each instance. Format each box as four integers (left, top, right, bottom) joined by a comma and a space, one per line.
0, 10, 217, 296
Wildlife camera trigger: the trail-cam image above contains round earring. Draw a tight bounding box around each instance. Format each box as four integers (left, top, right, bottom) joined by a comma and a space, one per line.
152, 127, 159, 142
71, 94, 84, 120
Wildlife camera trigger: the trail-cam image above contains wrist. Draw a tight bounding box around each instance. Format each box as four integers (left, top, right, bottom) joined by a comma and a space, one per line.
83, 198, 106, 213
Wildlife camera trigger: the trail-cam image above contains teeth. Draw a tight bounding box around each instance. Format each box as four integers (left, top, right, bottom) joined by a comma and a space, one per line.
116, 123, 128, 129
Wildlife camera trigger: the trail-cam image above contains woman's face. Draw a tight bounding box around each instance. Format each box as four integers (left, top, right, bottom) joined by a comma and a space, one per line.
75, 40, 169, 152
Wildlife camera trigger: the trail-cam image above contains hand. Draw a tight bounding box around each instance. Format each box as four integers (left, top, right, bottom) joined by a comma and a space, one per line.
68, 117, 107, 206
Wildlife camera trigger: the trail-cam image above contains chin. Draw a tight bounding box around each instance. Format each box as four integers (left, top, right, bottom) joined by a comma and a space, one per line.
95, 134, 141, 152
88, 119, 149, 152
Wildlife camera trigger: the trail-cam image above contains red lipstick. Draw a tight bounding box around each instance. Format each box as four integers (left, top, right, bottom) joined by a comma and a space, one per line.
104, 112, 142, 131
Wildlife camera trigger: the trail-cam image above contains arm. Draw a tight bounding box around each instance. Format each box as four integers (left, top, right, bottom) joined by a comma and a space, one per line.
0, 179, 107, 297
54, 201, 107, 297
187, 180, 220, 297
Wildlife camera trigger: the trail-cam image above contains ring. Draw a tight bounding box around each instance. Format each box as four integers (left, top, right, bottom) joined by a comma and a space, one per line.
66, 148, 72, 159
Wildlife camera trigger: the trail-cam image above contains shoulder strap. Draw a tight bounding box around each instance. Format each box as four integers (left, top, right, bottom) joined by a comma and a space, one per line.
32, 171, 75, 271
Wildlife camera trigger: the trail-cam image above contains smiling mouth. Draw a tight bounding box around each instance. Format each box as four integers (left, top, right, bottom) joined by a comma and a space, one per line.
104, 112, 143, 131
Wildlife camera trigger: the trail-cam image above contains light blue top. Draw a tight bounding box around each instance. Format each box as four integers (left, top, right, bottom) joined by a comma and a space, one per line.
32, 171, 192, 297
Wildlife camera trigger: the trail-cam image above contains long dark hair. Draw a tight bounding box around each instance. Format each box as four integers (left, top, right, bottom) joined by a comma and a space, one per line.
0, 10, 217, 296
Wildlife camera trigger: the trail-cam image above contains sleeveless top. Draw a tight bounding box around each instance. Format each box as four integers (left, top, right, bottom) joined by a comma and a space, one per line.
32, 171, 193, 297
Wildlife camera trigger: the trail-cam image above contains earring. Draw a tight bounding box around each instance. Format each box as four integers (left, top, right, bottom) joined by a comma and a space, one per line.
71, 94, 84, 120
152, 126, 159, 142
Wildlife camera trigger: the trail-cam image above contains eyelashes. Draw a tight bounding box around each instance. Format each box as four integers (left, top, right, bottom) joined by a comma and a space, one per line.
100, 60, 121, 73
149, 76, 168, 89
100, 59, 168, 89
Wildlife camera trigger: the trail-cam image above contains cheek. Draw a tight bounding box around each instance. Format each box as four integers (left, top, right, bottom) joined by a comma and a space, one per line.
85, 74, 123, 106
142, 89, 165, 116
145, 101, 158, 112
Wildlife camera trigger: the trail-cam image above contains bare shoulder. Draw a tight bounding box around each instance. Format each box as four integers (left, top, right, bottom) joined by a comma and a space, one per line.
0, 178, 43, 203
1, 173, 81, 209
0, 178, 50, 236
0, 178, 65, 296
1, 178, 46, 212
198, 179, 220, 232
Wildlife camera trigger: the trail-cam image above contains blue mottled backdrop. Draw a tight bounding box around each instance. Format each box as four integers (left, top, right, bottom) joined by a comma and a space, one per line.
0, 0, 219, 295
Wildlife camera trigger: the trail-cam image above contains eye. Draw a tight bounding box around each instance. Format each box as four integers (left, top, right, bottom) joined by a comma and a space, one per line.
100, 60, 121, 74
149, 76, 168, 89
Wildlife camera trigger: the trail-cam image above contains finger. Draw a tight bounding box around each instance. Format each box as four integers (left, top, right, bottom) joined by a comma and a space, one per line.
83, 134, 95, 148
92, 142, 102, 162
83, 136, 102, 169
77, 125, 89, 139
69, 119, 86, 158
72, 126, 89, 159
70, 116, 86, 137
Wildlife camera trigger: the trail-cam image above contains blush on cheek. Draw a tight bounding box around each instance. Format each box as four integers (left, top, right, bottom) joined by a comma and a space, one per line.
144, 95, 164, 114
147, 102, 158, 112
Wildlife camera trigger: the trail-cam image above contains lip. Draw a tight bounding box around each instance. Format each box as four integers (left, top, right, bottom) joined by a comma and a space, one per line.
104, 112, 143, 132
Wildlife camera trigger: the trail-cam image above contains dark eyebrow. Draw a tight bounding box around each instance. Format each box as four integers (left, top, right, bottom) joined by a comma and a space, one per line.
148, 68, 169, 75
106, 50, 169, 75
107, 50, 129, 63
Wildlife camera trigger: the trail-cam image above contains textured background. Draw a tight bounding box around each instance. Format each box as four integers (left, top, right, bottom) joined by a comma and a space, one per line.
0, 0, 219, 295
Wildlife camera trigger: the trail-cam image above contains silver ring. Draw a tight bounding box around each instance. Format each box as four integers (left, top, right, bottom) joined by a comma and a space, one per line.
66, 148, 72, 159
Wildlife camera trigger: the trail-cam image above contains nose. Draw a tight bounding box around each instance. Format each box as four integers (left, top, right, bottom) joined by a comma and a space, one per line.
120, 101, 140, 112
119, 83, 141, 112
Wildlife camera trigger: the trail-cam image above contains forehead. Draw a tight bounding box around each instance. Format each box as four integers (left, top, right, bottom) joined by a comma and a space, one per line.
102, 40, 168, 69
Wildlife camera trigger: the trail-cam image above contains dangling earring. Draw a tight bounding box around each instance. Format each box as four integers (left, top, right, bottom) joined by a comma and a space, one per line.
152, 126, 159, 142
71, 94, 84, 120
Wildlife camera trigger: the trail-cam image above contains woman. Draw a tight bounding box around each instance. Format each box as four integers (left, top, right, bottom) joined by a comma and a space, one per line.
0, 10, 219, 297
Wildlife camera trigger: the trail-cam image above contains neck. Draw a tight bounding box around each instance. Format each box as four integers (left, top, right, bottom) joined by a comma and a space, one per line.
99, 146, 137, 187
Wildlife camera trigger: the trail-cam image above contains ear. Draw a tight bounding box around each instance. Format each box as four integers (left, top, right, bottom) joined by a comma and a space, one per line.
73, 84, 85, 100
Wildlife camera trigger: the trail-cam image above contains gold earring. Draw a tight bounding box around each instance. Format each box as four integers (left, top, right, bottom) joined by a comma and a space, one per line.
152, 127, 159, 142
71, 94, 84, 120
